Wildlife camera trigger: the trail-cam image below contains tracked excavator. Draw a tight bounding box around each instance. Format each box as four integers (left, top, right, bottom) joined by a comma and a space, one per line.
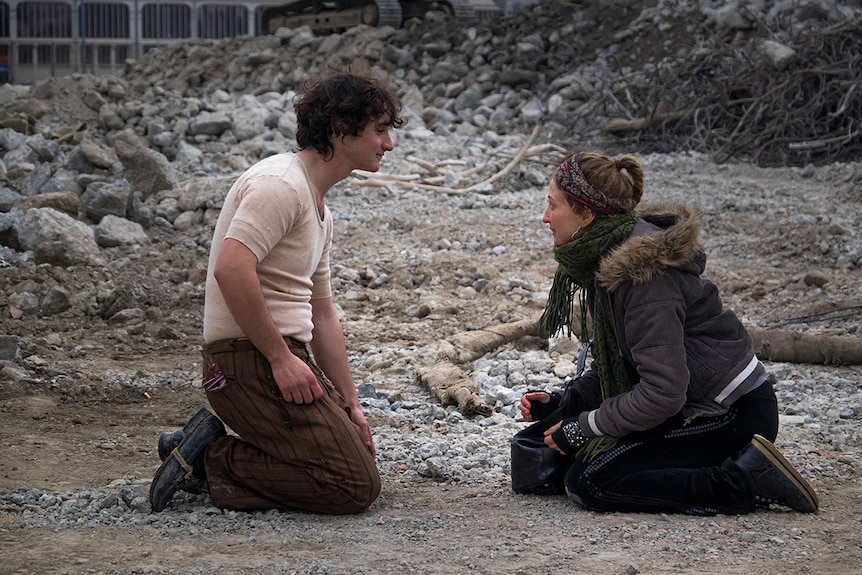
262, 0, 501, 33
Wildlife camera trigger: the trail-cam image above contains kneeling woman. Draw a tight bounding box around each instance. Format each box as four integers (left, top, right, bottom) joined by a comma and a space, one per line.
514, 151, 818, 515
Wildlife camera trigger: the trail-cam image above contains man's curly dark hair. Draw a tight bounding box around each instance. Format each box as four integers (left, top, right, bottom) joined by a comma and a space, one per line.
294, 71, 405, 160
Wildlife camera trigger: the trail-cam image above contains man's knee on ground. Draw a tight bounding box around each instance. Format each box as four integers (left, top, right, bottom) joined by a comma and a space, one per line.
323, 476, 381, 514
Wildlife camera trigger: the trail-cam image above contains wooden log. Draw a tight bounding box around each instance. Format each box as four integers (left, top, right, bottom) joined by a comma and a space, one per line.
351, 125, 549, 195
418, 316, 862, 415
748, 328, 862, 365
417, 318, 543, 416
416, 363, 493, 416
602, 109, 689, 133
435, 318, 543, 364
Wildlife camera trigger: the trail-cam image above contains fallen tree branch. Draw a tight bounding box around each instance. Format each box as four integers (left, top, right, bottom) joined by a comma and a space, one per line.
417, 317, 543, 415
406, 156, 468, 175
602, 109, 691, 133
469, 124, 542, 190
787, 126, 858, 150
435, 317, 543, 364
350, 171, 421, 182
587, 16, 862, 166
748, 328, 862, 365
416, 363, 494, 416
418, 314, 862, 414
351, 125, 558, 195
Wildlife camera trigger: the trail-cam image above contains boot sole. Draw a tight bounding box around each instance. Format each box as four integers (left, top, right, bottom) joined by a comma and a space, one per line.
751, 434, 819, 512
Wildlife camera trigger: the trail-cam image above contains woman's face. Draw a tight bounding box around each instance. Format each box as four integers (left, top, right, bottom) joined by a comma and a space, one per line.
542, 180, 595, 246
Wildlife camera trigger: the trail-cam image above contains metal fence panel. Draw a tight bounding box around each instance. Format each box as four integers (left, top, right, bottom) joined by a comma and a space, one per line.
18, 1, 71, 37
142, 3, 191, 39
84, 3, 129, 39
200, 4, 247, 39
0, 0, 298, 83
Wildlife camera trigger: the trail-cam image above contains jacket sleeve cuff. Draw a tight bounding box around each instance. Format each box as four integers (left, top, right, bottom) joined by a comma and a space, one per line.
578, 410, 602, 438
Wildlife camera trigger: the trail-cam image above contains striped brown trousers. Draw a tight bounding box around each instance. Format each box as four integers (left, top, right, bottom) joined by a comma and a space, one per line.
200, 337, 380, 514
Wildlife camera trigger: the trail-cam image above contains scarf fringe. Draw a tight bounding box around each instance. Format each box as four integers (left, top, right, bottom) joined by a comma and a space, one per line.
541, 213, 638, 461
539, 269, 577, 338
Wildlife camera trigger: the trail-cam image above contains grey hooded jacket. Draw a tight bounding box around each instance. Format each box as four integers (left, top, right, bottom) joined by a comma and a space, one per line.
573, 202, 767, 440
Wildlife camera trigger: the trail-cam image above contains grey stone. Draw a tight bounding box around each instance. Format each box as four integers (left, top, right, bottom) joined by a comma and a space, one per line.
81, 180, 132, 223
18, 207, 104, 266
94, 214, 150, 247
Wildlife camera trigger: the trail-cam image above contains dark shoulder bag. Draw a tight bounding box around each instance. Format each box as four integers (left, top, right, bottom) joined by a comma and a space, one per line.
510, 405, 566, 494
510, 343, 590, 495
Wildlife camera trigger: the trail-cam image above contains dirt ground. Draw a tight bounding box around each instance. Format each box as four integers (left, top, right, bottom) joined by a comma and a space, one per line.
3, 374, 862, 575
2, 144, 862, 574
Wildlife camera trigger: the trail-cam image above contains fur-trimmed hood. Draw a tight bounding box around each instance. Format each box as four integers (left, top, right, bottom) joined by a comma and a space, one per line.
597, 202, 704, 292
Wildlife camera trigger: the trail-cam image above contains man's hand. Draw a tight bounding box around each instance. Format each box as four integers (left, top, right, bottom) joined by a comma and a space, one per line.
214, 238, 323, 404
271, 352, 324, 404
350, 406, 376, 457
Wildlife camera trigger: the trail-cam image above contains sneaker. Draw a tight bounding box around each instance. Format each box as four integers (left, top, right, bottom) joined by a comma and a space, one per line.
149, 408, 226, 512
732, 434, 819, 513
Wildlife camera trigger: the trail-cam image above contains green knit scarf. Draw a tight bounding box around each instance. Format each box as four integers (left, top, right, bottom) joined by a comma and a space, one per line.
539, 212, 638, 461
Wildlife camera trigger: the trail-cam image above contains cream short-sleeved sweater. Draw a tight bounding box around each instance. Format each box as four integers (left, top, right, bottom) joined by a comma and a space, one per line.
203, 153, 332, 343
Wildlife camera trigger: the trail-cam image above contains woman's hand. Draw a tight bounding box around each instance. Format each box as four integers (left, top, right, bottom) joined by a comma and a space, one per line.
543, 421, 565, 454
519, 391, 552, 422
546, 418, 590, 456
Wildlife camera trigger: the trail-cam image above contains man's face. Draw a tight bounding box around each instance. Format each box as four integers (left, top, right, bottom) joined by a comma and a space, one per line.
335, 116, 395, 172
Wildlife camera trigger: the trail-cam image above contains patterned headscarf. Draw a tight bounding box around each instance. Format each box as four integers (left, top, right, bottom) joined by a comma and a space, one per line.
556, 153, 628, 216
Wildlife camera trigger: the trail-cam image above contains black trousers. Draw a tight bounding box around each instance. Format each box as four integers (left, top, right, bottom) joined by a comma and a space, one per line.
564, 382, 779, 515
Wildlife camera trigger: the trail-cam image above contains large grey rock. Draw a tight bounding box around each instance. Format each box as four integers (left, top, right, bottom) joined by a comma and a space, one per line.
231, 103, 270, 142
80, 180, 132, 223
761, 40, 798, 71
0, 127, 26, 153
174, 140, 204, 169
0, 208, 23, 250
39, 168, 83, 196
25, 134, 59, 162
176, 177, 233, 212
112, 136, 178, 199
3, 140, 39, 171
15, 191, 79, 217
41, 286, 72, 315
94, 214, 150, 247
18, 207, 104, 266
18, 162, 53, 197
188, 111, 232, 137
0, 187, 23, 212
79, 138, 121, 170
99, 102, 125, 130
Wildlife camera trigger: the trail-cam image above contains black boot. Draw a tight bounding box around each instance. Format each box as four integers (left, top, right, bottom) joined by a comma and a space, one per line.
150, 408, 226, 512
732, 434, 819, 513
157, 408, 214, 461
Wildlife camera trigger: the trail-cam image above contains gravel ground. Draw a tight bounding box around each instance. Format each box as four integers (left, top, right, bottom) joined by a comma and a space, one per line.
2, 150, 861, 574
2, 1, 862, 573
